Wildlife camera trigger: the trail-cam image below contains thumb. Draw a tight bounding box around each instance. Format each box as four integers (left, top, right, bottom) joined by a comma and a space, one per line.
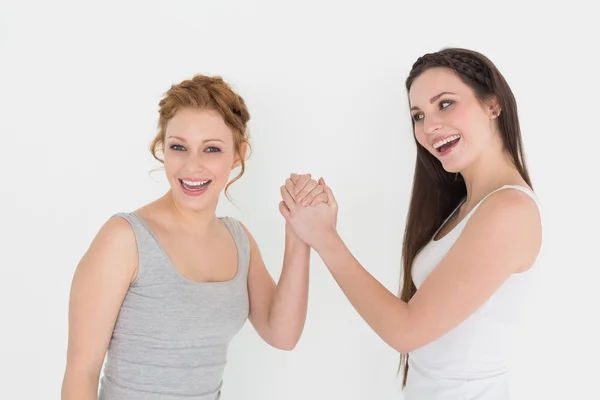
319, 178, 337, 207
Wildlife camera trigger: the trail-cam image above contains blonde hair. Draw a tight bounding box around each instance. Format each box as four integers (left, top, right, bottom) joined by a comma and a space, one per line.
150, 75, 251, 200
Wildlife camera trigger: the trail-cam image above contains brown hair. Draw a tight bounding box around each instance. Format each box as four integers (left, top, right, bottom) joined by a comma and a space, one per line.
398, 48, 532, 386
150, 74, 251, 200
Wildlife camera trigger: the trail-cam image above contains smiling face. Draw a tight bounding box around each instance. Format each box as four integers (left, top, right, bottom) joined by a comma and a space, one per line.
408, 67, 500, 173
163, 108, 243, 212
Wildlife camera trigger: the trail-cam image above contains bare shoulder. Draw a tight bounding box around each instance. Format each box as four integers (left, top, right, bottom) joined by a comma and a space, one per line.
79, 215, 139, 282
464, 186, 541, 270
473, 187, 540, 226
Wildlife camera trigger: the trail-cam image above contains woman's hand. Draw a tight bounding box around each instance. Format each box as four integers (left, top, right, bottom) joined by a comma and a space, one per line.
286, 173, 328, 206
279, 174, 338, 249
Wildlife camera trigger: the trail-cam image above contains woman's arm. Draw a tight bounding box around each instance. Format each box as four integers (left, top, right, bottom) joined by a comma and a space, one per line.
284, 185, 541, 353
242, 222, 311, 350
243, 174, 326, 350
61, 217, 138, 399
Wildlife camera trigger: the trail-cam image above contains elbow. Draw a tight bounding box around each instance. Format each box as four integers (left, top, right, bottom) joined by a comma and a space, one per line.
274, 343, 297, 351
393, 342, 416, 354
392, 334, 427, 354
269, 335, 300, 351
266, 330, 301, 351
389, 331, 420, 354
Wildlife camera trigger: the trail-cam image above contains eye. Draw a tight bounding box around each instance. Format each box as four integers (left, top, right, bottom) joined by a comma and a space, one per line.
412, 112, 424, 122
439, 100, 453, 109
170, 144, 185, 151
206, 147, 221, 153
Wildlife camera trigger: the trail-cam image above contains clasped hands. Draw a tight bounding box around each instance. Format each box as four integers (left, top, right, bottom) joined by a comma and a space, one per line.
278, 173, 338, 249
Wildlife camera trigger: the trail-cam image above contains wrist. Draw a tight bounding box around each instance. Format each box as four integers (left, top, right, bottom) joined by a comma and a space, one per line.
285, 223, 310, 249
312, 228, 341, 254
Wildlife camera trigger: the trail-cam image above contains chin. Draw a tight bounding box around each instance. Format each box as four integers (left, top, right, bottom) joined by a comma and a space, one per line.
439, 159, 467, 175
441, 164, 461, 174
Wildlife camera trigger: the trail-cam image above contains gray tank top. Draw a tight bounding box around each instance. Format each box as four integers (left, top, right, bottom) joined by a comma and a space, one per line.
98, 212, 250, 400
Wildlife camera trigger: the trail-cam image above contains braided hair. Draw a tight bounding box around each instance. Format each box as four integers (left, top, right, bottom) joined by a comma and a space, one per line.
409, 49, 494, 90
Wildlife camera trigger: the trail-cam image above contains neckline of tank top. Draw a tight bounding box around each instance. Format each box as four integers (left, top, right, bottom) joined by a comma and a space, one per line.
128, 212, 244, 286
432, 184, 537, 243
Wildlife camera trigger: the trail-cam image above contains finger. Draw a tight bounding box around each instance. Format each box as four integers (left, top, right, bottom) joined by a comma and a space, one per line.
290, 173, 300, 184
297, 180, 319, 205
301, 183, 323, 206
319, 178, 337, 208
293, 174, 312, 196
279, 201, 290, 219
290, 172, 308, 185
285, 179, 297, 202
309, 192, 328, 206
280, 185, 296, 211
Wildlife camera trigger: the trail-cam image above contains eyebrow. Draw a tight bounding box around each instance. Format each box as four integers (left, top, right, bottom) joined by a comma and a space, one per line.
166, 135, 224, 143
410, 91, 456, 111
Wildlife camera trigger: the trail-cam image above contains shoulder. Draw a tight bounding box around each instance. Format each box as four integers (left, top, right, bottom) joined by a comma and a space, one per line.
462, 186, 541, 270
98, 214, 138, 248
220, 216, 258, 250
221, 216, 253, 239
473, 186, 540, 227
222, 218, 264, 264
82, 214, 139, 280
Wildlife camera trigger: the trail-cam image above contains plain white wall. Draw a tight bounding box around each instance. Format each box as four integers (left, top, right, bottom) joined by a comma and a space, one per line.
1, 1, 598, 399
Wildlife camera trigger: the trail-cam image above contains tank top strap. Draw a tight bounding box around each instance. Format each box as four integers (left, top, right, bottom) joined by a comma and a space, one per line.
219, 216, 251, 279
464, 184, 540, 224
111, 212, 149, 237
495, 184, 539, 206
478, 184, 538, 209
109, 211, 174, 284
109, 211, 156, 252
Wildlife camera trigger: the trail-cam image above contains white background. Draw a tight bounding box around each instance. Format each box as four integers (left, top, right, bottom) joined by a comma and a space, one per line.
1, 1, 598, 399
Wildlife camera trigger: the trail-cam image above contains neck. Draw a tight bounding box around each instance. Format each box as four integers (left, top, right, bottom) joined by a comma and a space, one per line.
162, 191, 219, 235
460, 144, 521, 210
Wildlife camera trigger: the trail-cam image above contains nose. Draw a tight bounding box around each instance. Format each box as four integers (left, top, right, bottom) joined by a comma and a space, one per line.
186, 151, 206, 171
423, 116, 443, 135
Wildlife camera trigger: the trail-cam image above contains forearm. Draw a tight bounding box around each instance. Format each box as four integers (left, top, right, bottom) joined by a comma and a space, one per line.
315, 231, 411, 353
61, 370, 99, 400
266, 224, 311, 349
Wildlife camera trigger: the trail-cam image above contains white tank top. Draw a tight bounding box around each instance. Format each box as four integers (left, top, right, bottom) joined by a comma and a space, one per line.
404, 185, 541, 400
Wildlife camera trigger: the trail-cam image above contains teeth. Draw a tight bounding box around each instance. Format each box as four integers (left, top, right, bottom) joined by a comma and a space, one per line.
433, 134, 461, 149
182, 180, 208, 186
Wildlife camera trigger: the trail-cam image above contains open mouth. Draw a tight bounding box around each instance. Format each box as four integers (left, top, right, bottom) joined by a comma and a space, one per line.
178, 179, 211, 195
433, 134, 461, 155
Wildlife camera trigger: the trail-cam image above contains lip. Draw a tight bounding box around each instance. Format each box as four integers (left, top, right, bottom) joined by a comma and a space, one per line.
433, 135, 461, 157
178, 178, 212, 197
431, 133, 461, 148
180, 177, 211, 182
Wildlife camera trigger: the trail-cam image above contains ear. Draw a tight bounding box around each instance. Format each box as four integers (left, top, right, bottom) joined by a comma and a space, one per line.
485, 96, 501, 119
232, 142, 248, 169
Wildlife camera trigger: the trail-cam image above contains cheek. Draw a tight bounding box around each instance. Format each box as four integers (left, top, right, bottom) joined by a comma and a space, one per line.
413, 126, 429, 149
163, 152, 184, 174
453, 103, 486, 133
209, 153, 236, 175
